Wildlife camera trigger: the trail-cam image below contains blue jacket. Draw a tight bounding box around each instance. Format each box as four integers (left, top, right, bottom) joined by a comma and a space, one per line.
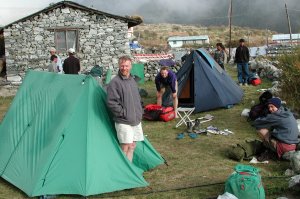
254, 107, 299, 144
155, 70, 177, 93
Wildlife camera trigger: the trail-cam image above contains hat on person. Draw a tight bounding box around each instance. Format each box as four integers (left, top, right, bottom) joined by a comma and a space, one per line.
239, 38, 245, 43
68, 48, 75, 54
267, 97, 281, 109
50, 47, 56, 52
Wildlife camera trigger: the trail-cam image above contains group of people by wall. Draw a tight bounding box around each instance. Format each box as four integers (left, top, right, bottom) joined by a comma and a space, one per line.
48, 47, 80, 75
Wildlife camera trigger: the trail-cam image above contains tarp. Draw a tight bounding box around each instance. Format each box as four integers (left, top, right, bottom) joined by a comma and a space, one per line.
159, 59, 176, 67
163, 48, 244, 113
129, 42, 141, 49
0, 71, 164, 197
131, 63, 145, 84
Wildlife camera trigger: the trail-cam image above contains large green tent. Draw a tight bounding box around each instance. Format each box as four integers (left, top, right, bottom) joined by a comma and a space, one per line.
0, 71, 164, 197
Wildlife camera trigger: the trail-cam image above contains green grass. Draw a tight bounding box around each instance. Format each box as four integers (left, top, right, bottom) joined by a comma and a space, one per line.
0, 66, 299, 199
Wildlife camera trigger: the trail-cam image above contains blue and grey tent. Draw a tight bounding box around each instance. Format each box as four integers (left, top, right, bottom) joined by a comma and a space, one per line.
163, 48, 243, 113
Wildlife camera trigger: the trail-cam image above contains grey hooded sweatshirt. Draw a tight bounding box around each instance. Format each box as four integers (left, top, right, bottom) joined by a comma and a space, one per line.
106, 71, 143, 126
254, 107, 299, 144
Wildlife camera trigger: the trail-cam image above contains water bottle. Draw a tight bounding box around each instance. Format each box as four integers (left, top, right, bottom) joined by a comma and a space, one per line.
225, 104, 233, 109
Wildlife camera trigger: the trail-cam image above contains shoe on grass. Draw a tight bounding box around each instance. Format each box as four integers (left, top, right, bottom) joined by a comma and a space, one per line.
176, 132, 185, 140
188, 132, 198, 139
257, 150, 277, 161
186, 121, 194, 133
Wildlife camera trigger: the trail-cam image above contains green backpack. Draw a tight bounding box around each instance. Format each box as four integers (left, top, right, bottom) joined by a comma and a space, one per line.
225, 164, 265, 199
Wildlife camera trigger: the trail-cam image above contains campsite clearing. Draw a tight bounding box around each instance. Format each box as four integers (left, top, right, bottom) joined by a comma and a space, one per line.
0, 65, 299, 198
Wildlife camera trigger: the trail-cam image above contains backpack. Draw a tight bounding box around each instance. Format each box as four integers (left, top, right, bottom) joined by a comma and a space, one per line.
225, 164, 265, 199
250, 78, 262, 86
143, 104, 163, 121
90, 65, 103, 77
143, 104, 175, 122
248, 91, 272, 121
248, 103, 269, 121
159, 107, 175, 122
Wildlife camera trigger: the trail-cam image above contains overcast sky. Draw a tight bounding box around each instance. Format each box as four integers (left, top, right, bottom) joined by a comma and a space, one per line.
1, 0, 299, 33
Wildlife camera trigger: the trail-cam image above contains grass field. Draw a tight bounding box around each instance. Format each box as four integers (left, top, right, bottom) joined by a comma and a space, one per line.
0, 65, 299, 199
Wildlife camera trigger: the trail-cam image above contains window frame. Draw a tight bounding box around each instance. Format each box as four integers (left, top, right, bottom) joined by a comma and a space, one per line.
54, 28, 79, 53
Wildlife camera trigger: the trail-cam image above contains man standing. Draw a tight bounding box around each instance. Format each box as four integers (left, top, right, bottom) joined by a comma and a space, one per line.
106, 56, 144, 162
234, 39, 250, 86
49, 47, 63, 73
155, 66, 178, 117
63, 48, 80, 74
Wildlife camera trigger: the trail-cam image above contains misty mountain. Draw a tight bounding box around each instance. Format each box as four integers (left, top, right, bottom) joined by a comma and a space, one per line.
79, 0, 300, 33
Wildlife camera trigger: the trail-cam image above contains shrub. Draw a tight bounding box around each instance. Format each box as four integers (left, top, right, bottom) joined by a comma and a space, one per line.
277, 47, 300, 113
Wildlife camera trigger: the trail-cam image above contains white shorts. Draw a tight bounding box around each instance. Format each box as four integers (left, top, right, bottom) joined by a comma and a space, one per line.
115, 122, 144, 144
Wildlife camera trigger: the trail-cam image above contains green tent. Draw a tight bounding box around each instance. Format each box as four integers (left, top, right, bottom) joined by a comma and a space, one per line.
131, 63, 144, 84
0, 71, 164, 197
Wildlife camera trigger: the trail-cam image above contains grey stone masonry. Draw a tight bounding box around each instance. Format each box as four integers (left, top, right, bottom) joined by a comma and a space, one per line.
4, 6, 131, 76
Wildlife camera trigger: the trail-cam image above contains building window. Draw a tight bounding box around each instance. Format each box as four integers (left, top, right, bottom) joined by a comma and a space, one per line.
173, 41, 177, 44
55, 29, 78, 52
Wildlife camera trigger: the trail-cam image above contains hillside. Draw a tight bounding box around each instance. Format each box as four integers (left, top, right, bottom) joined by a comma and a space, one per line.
133, 23, 277, 51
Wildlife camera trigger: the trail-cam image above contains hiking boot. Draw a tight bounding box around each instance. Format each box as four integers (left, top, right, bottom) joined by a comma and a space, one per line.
282, 151, 296, 161
192, 119, 201, 133
186, 121, 194, 134
296, 143, 300, 151
257, 150, 277, 162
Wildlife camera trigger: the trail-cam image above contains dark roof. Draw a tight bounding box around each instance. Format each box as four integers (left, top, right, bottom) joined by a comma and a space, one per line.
2, 1, 142, 29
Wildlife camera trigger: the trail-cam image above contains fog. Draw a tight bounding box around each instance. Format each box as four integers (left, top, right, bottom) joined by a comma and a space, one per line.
1, 0, 299, 33
79, 0, 300, 33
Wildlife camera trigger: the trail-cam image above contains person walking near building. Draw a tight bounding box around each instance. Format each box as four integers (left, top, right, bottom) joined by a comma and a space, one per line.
49, 47, 63, 73
234, 39, 250, 86
106, 56, 144, 162
63, 48, 80, 74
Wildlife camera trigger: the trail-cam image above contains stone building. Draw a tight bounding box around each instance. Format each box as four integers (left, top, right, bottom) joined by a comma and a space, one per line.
1, 1, 142, 76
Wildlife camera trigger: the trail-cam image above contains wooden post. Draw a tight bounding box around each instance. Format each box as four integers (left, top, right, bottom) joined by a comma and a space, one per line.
284, 1, 293, 44
266, 29, 269, 47
228, 0, 233, 60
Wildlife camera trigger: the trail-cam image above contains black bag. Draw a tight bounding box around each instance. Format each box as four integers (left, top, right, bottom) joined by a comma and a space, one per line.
248, 104, 269, 121
143, 104, 163, 121
248, 91, 273, 121
259, 90, 273, 104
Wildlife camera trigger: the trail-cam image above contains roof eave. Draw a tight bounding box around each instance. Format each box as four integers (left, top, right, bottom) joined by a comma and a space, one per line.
2, 1, 142, 29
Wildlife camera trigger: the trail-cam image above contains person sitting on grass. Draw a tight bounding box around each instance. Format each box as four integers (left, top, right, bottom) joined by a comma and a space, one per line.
254, 97, 299, 160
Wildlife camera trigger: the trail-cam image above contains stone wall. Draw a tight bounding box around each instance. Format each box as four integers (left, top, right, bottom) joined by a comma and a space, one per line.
142, 61, 181, 81
0, 60, 182, 97
4, 6, 131, 76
